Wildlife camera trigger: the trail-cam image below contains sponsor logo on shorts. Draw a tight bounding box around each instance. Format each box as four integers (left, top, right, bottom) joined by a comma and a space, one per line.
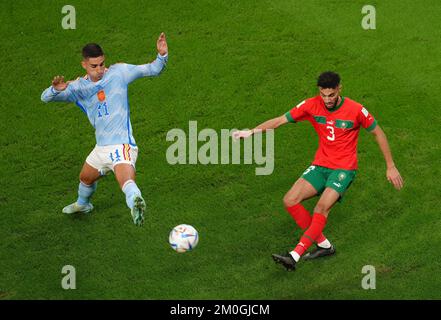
333, 182, 342, 188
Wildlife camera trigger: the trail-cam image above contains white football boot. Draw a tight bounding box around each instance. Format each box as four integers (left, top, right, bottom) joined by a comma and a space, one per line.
62, 202, 94, 214
131, 196, 146, 226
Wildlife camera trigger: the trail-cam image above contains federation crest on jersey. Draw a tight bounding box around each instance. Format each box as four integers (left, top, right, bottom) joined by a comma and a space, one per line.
97, 90, 109, 117
97, 90, 106, 102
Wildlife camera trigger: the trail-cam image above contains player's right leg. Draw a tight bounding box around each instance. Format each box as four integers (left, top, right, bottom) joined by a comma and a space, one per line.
273, 174, 320, 270
282, 166, 330, 246
273, 187, 340, 271
273, 166, 331, 270
283, 177, 318, 226
62, 161, 101, 214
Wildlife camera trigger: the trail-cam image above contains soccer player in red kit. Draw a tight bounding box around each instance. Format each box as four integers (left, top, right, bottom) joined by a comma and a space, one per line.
233, 72, 404, 271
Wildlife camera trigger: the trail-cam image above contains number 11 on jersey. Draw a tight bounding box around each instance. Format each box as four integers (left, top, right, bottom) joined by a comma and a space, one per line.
98, 102, 110, 117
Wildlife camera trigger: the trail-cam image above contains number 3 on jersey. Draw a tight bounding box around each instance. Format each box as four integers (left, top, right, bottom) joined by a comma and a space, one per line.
326, 125, 335, 141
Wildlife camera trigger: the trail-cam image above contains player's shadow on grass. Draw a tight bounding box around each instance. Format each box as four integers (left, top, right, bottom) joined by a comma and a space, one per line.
67, 212, 93, 221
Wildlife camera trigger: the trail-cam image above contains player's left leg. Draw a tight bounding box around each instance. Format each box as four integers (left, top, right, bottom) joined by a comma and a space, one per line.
114, 163, 145, 226
301, 188, 340, 260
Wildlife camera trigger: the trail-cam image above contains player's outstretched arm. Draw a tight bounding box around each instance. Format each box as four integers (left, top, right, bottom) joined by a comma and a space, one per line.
370, 125, 404, 190
156, 32, 168, 56
233, 115, 288, 139
121, 33, 168, 84
147, 32, 168, 75
41, 76, 75, 103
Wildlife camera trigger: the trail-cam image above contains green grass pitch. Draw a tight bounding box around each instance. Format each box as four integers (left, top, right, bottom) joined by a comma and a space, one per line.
1, 0, 441, 299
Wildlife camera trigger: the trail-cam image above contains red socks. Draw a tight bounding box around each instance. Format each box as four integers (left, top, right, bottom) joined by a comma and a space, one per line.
286, 204, 327, 243
286, 203, 311, 229
316, 231, 327, 244
294, 213, 327, 257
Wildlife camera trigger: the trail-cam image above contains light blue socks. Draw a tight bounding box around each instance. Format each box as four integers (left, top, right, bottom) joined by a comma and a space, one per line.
122, 180, 141, 209
77, 181, 97, 205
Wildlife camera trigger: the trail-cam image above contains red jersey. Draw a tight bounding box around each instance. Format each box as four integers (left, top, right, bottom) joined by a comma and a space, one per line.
286, 96, 377, 170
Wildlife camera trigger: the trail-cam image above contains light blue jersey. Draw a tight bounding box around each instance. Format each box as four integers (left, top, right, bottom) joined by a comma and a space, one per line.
41, 53, 167, 146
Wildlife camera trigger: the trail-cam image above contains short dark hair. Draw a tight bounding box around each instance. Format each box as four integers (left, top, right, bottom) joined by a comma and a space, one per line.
82, 43, 104, 59
317, 71, 341, 89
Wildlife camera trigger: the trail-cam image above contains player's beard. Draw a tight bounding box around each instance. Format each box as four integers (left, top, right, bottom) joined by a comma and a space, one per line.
326, 96, 340, 109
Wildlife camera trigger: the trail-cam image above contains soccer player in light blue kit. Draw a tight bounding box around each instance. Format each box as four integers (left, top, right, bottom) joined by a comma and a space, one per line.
41, 33, 168, 226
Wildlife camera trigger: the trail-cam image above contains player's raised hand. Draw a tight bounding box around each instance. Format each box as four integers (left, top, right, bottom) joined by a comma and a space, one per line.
157, 32, 168, 56
387, 166, 404, 190
232, 130, 254, 140
52, 76, 71, 91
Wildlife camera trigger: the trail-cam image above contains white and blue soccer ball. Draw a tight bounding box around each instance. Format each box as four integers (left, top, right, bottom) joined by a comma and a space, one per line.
169, 224, 199, 253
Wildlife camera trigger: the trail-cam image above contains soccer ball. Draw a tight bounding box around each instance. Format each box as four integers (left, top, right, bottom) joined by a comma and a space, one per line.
169, 224, 199, 253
